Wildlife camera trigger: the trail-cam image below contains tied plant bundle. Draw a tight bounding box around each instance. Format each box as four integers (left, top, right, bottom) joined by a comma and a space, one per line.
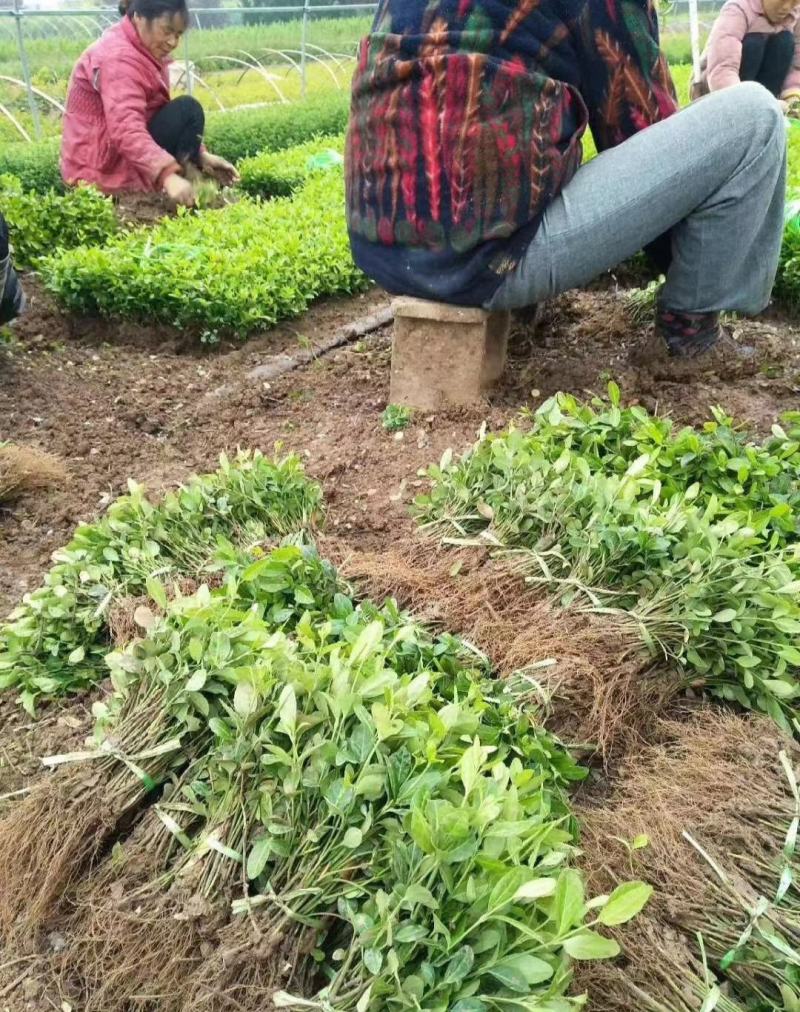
0, 450, 322, 713
2, 545, 650, 1012
416, 387, 800, 735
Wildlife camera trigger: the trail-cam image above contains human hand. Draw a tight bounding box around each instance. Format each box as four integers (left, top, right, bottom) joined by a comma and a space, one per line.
781, 91, 800, 118
163, 172, 196, 206
200, 151, 240, 186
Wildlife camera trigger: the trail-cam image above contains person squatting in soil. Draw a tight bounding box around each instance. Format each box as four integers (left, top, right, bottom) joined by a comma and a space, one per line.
345, 0, 787, 374
0, 214, 25, 326
692, 0, 800, 107
60, 0, 238, 207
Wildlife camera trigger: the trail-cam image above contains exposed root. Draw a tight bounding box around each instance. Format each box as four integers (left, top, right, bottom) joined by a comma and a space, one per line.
576, 706, 800, 1010
0, 442, 67, 503
0, 778, 114, 943
57, 802, 214, 1012
185, 913, 317, 1012
61, 890, 214, 1012
575, 918, 717, 1012
329, 536, 673, 759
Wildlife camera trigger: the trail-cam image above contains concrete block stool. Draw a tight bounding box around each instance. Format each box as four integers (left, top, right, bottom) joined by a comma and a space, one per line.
389, 297, 511, 411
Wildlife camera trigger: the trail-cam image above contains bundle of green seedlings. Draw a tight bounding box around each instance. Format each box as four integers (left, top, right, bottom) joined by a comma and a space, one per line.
0, 449, 322, 713
577, 707, 800, 1012
238, 134, 345, 198
416, 386, 800, 734
2, 545, 651, 1012
623, 277, 664, 325
0, 542, 341, 941
0, 172, 117, 268
43, 170, 366, 342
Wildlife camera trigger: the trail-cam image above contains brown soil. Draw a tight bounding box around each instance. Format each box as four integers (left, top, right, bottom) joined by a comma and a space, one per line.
1, 278, 799, 1010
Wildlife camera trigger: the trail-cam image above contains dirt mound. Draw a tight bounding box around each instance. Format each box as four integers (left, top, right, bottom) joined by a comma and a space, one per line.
575, 706, 799, 1010
328, 535, 678, 759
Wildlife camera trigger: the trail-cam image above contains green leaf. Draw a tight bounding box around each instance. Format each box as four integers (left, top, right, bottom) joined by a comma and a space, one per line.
185, 669, 207, 693
404, 884, 438, 910
515, 878, 557, 901
491, 953, 554, 985
488, 868, 529, 914
277, 684, 297, 739
246, 838, 271, 881
343, 827, 363, 849
363, 948, 382, 975
444, 946, 474, 985
395, 924, 428, 944
146, 575, 168, 610
350, 621, 384, 666
459, 737, 486, 797
597, 881, 653, 926
712, 608, 737, 623
764, 679, 798, 699
553, 868, 585, 934
233, 681, 257, 717
486, 962, 529, 993
409, 807, 433, 853
562, 930, 621, 960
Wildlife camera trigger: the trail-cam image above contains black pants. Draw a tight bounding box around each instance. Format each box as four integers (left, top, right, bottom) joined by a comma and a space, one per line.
740, 30, 795, 96
148, 95, 205, 167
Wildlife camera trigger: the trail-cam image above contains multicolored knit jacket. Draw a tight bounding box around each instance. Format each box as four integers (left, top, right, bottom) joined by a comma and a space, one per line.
346, 0, 677, 305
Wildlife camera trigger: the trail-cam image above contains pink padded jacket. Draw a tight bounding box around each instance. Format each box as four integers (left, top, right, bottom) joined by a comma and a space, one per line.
697, 0, 800, 97
60, 17, 180, 193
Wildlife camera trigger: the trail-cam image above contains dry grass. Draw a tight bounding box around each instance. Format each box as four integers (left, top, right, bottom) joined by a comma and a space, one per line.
0, 442, 67, 503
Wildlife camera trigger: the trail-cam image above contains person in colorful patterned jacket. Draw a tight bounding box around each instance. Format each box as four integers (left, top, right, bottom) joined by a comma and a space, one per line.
346, 0, 786, 374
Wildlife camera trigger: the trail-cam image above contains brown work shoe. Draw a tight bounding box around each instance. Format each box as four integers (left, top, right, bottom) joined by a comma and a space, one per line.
632, 325, 758, 381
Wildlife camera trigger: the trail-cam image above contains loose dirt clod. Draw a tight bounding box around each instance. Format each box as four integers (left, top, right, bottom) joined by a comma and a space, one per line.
0, 442, 67, 503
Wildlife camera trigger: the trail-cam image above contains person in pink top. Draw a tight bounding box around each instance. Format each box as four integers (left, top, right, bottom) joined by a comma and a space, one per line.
61, 0, 238, 206
693, 0, 800, 108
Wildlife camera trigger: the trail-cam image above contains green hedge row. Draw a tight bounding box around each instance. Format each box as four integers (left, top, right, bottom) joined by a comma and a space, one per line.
0, 92, 351, 195
207, 91, 349, 163
0, 138, 62, 195
238, 133, 344, 198
0, 173, 117, 269
42, 169, 365, 341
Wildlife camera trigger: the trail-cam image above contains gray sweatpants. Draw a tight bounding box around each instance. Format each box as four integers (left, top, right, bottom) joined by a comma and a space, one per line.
487, 82, 787, 316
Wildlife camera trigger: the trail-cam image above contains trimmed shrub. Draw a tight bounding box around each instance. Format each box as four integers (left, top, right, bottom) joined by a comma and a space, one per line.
238, 133, 344, 197
42, 170, 365, 341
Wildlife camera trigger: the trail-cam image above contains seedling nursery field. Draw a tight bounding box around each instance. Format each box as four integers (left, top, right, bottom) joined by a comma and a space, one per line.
4, 64, 800, 1012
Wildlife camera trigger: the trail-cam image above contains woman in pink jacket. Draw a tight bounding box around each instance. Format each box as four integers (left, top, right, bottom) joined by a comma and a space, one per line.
61, 0, 237, 205
694, 0, 800, 107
